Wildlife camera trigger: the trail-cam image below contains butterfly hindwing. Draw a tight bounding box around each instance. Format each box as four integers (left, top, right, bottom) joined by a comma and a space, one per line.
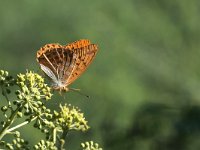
37, 44, 74, 85
37, 44, 64, 76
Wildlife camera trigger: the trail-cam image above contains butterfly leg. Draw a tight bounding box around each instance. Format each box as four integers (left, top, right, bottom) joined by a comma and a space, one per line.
69, 88, 81, 91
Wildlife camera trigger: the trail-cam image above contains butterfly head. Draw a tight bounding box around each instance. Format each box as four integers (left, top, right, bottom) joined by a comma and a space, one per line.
52, 85, 69, 92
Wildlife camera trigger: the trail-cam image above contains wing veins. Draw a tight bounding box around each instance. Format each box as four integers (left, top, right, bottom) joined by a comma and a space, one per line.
43, 54, 57, 73
65, 54, 78, 85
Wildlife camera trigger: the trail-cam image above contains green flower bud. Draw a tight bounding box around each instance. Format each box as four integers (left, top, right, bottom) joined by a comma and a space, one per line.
13, 139, 17, 144
16, 143, 21, 148
24, 103, 29, 109
46, 109, 50, 113
1, 106, 8, 112
6, 144, 14, 150
4, 71, 8, 76
35, 95, 41, 100
32, 102, 39, 108
34, 145, 39, 149
37, 101, 43, 106
16, 138, 21, 142
53, 111, 59, 116
17, 112, 23, 118
14, 131, 20, 138
81, 143, 85, 148
0, 70, 4, 75
17, 94, 23, 100
33, 107, 38, 112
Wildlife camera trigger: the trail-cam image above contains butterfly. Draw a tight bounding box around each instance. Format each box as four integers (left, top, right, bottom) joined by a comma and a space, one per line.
36, 39, 98, 92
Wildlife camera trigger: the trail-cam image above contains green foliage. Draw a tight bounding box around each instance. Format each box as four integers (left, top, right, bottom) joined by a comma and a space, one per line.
0, 70, 102, 150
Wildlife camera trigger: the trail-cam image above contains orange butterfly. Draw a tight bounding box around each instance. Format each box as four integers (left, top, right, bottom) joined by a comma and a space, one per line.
36, 39, 98, 92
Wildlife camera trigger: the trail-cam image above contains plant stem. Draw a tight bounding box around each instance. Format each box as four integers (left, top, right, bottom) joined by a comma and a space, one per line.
58, 128, 68, 150
53, 128, 57, 144
7, 116, 37, 133
61, 129, 68, 141
0, 103, 25, 140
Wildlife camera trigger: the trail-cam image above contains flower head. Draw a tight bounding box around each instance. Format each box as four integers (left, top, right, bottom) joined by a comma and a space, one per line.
15, 71, 52, 115
54, 104, 89, 132
0, 70, 15, 87
34, 140, 57, 150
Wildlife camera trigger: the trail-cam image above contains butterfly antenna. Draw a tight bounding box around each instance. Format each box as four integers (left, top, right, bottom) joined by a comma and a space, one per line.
69, 88, 90, 98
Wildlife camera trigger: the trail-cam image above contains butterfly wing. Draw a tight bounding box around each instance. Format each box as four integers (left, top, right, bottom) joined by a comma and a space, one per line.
36, 43, 76, 87
63, 39, 98, 85
36, 39, 98, 89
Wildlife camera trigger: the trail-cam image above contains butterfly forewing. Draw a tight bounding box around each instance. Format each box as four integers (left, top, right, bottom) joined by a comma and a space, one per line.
65, 39, 91, 50
65, 44, 98, 85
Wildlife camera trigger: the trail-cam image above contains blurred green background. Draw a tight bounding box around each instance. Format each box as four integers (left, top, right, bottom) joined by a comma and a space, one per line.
1, 0, 200, 149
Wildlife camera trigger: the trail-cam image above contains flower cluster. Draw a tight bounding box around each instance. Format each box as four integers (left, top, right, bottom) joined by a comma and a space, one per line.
0, 70, 102, 150
0, 70, 14, 84
54, 104, 89, 132
34, 104, 89, 143
0, 70, 9, 81
0, 70, 15, 95
34, 140, 57, 150
16, 71, 52, 100
81, 141, 103, 150
0, 131, 29, 150
14, 71, 52, 115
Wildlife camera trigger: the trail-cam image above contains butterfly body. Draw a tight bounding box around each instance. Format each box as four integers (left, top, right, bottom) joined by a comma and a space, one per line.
36, 39, 98, 91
